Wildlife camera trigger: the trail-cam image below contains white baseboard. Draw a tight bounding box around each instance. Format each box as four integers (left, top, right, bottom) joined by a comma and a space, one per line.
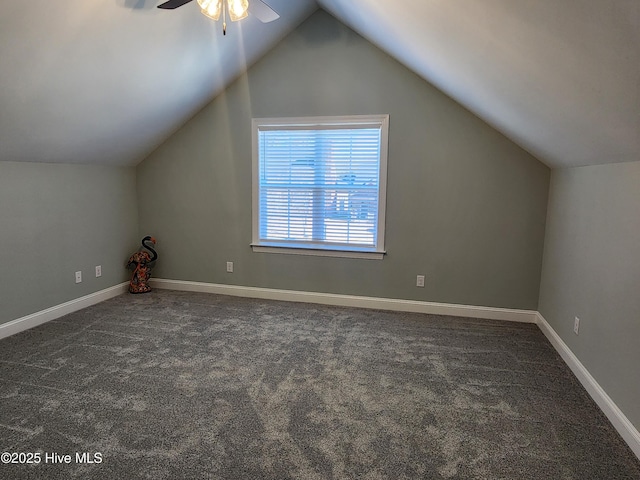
536, 312, 640, 460
3, 279, 636, 460
150, 278, 538, 323
153, 278, 638, 459
0, 282, 129, 340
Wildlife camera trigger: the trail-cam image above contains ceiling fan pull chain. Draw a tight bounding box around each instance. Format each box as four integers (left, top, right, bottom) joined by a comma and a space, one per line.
223, 0, 227, 35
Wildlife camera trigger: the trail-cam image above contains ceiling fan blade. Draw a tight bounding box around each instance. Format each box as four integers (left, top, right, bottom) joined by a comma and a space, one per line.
249, 0, 280, 23
157, 0, 194, 9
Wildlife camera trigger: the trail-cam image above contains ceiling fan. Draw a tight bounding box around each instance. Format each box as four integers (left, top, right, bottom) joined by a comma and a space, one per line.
157, 0, 280, 35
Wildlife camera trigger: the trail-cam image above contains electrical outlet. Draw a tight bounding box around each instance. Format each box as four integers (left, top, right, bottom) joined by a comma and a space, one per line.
75, 271, 82, 283
574, 316, 580, 335
416, 275, 425, 287
95, 265, 102, 278
226, 262, 234, 273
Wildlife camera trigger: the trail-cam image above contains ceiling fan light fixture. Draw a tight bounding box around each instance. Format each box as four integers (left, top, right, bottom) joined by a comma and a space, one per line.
227, 0, 249, 21
197, 0, 222, 21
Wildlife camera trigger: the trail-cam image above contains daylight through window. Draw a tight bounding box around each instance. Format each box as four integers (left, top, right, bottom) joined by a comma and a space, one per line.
252, 115, 389, 259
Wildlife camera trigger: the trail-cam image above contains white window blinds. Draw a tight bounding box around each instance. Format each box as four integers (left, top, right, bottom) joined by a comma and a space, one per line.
252, 116, 388, 257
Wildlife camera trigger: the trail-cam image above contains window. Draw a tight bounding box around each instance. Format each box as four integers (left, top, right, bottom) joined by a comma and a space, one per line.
252, 115, 389, 259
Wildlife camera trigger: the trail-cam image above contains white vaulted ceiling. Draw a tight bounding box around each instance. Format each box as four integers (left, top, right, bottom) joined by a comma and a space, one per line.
0, 0, 638, 168
317, 0, 640, 168
0, 0, 318, 166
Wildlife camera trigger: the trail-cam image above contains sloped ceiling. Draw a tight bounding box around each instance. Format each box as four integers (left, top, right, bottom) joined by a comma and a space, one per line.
0, 0, 317, 166
318, 0, 640, 168
0, 0, 638, 168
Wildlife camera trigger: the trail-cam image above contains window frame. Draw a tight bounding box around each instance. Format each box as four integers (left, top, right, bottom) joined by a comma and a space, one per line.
251, 114, 389, 259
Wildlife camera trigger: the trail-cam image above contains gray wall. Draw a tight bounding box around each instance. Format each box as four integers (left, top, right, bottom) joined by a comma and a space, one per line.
137, 10, 550, 310
539, 160, 640, 430
0, 161, 139, 325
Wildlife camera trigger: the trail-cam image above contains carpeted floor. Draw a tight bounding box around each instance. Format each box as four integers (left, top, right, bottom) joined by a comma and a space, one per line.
1, 290, 639, 479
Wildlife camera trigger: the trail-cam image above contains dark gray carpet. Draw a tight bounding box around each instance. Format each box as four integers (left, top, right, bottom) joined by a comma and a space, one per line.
1, 290, 639, 479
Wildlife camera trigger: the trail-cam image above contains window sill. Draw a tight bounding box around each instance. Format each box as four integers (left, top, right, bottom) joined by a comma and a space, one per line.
251, 244, 385, 260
